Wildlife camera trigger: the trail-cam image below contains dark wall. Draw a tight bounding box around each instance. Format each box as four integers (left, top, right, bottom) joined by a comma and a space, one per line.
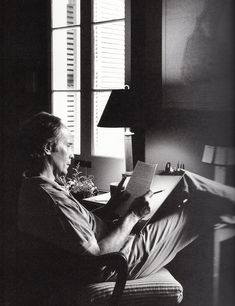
2, 0, 50, 233
0, 2, 5, 303
1, 1, 50, 304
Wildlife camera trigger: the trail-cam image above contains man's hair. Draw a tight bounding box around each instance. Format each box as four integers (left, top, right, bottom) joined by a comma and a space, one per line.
19, 112, 64, 170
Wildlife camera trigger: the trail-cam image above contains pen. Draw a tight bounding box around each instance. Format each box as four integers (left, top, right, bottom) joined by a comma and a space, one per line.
150, 189, 165, 197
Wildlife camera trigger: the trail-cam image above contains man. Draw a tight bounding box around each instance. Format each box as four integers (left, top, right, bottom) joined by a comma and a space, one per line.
18, 112, 235, 280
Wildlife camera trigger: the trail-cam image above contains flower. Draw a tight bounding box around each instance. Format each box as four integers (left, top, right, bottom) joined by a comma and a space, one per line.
60, 163, 98, 199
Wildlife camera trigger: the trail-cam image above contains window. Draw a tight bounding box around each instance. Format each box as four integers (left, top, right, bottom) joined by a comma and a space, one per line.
92, 0, 125, 158
51, 0, 128, 189
51, 0, 81, 154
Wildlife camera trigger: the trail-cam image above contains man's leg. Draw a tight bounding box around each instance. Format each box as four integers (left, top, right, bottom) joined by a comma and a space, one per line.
184, 171, 235, 206
126, 205, 196, 279
126, 172, 235, 280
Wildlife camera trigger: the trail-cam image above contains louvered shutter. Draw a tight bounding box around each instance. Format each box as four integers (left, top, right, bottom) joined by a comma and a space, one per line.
52, 0, 81, 154
92, 0, 125, 158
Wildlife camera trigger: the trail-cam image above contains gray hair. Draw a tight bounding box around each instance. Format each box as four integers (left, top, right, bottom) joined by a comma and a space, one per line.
19, 112, 65, 170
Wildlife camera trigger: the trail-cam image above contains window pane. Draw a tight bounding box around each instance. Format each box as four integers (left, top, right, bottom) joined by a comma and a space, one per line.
92, 21, 125, 89
52, 28, 80, 90
52, 0, 80, 28
92, 0, 125, 22
52, 92, 81, 155
92, 91, 124, 158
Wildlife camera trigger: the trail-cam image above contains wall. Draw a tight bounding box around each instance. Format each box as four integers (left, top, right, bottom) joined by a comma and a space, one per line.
145, 110, 235, 184
1, 1, 50, 304
2, 0, 50, 233
162, 0, 234, 111
144, 0, 235, 185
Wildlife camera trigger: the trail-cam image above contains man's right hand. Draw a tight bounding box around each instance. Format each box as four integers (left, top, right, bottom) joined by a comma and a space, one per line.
129, 191, 152, 219
104, 176, 130, 215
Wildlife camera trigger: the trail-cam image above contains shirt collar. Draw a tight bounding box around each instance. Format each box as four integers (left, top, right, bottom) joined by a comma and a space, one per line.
22, 172, 68, 192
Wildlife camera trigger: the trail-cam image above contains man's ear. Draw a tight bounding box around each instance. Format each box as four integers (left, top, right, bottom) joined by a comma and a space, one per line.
43, 143, 52, 156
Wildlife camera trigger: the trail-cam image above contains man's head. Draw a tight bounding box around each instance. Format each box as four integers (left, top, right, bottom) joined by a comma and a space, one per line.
20, 112, 74, 178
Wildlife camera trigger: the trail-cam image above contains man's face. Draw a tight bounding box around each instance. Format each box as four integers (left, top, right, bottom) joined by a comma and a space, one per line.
50, 127, 74, 178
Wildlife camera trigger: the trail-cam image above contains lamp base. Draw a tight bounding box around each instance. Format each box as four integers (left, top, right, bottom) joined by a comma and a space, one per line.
125, 127, 134, 174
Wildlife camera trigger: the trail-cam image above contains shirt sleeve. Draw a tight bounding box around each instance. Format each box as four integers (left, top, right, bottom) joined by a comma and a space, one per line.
41, 185, 100, 255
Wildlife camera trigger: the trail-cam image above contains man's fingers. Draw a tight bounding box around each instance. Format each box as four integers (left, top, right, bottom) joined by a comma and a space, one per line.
117, 176, 126, 193
122, 190, 130, 200
145, 204, 151, 214
143, 190, 154, 200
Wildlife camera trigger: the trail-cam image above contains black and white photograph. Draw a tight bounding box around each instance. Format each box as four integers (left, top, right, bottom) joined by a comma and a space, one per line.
1, 1, 234, 305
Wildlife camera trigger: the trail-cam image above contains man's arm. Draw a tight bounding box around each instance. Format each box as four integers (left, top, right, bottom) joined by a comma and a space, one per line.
88, 211, 139, 255
87, 192, 151, 255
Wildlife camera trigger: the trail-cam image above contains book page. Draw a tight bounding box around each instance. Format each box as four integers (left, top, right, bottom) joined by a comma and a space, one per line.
115, 161, 158, 216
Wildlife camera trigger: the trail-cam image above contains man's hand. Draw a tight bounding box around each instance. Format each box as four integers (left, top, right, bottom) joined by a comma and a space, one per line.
129, 191, 152, 219
105, 176, 130, 215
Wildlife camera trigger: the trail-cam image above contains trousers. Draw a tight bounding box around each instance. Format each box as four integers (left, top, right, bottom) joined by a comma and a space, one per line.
121, 171, 235, 279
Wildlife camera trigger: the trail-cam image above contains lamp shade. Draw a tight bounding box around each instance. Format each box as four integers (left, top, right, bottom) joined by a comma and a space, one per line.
97, 89, 142, 128
202, 145, 235, 184
202, 145, 235, 166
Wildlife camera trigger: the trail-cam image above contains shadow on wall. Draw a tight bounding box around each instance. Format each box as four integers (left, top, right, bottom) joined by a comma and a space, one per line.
163, 0, 235, 111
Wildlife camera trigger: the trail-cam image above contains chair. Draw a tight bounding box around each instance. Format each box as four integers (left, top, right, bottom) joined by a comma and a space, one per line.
70, 268, 183, 306
16, 231, 183, 306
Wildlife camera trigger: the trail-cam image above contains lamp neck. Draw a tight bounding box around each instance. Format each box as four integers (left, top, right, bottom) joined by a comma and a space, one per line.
124, 127, 134, 136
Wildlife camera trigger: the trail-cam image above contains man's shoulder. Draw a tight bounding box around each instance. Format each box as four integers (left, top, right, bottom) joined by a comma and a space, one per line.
20, 175, 64, 204
21, 175, 65, 194
20, 175, 83, 214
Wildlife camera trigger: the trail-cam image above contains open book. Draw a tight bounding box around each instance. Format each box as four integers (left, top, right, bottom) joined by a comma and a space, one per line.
115, 161, 183, 234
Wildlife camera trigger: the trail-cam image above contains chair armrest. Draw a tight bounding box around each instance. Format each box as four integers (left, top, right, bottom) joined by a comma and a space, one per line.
80, 252, 128, 305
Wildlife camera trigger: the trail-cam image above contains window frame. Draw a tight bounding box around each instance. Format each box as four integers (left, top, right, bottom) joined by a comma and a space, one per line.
51, 0, 131, 189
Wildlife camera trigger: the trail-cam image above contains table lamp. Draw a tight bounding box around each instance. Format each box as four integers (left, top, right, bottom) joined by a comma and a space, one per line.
202, 145, 235, 184
97, 88, 141, 176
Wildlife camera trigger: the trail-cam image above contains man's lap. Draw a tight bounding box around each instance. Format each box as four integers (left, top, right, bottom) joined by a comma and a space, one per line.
126, 206, 197, 279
